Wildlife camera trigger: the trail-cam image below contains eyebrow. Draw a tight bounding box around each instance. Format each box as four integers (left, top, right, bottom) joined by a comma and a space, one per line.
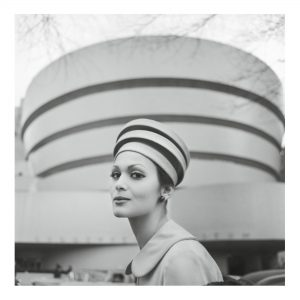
112, 164, 145, 169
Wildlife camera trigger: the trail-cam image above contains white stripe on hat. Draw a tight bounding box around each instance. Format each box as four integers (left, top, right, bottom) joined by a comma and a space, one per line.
117, 130, 187, 171
117, 118, 190, 167
114, 118, 191, 186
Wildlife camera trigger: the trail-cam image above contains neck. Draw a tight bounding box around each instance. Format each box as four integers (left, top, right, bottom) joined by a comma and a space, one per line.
129, 207, 169, 249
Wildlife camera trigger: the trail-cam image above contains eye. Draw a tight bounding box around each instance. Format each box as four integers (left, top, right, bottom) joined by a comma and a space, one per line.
131, 172, 145, 179
110, 171, 120, 180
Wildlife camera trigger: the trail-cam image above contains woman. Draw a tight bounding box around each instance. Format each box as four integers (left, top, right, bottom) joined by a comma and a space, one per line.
109, 118, 223, 285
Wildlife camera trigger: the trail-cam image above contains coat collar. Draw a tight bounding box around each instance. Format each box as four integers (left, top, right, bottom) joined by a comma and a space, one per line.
125, 219, 198, 277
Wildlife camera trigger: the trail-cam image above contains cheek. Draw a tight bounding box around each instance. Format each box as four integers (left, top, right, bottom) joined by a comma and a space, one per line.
132, 178, 160, 203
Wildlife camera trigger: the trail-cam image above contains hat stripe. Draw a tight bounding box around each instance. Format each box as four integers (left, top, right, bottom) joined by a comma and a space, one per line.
116, 124, 189, 166
117, 130, 187, 171
114, 137, 184, 185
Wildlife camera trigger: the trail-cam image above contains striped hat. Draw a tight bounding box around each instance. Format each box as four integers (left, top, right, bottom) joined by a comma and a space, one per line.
113, 119, 190, 186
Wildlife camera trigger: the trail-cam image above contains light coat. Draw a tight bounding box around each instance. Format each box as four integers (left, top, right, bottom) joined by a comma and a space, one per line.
125, 219, 223, 285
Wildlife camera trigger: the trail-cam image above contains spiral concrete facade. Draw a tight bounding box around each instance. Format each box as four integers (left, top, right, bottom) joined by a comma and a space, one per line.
17, 36, 284, 273
21, 36, 284, 189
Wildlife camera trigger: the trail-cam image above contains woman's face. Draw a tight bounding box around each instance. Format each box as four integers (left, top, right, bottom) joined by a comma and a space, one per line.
109, 151, 162, 218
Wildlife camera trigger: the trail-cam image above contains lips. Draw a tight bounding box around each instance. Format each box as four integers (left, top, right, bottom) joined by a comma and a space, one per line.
113, 196, 130, 205
113, 196, 130, 201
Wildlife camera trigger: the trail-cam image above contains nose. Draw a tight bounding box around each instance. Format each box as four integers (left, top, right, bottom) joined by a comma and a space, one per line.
115, 174, 127, 191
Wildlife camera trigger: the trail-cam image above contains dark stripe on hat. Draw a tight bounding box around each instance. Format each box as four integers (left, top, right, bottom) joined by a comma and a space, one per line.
116, 124, 189, 166
114, 137, 185, 185
21, 77, 285, 140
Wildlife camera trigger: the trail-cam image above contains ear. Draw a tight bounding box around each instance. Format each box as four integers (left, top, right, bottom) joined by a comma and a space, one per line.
160, 185, 174, 199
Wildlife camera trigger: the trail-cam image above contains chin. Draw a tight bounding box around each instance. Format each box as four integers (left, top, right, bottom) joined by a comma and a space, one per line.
113, 207, 130, 218
113, 211, 127, 218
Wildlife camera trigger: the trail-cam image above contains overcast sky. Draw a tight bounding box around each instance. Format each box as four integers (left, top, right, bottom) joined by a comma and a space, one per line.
15, 14, 284, 107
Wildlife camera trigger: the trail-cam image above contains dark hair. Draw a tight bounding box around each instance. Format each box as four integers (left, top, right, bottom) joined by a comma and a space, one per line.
154, 162, 174, 188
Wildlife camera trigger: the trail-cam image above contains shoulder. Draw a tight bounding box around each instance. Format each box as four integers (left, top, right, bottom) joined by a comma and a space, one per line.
166, 239, 209, 260
163, 239, 213, 270
161, 240, 223, 285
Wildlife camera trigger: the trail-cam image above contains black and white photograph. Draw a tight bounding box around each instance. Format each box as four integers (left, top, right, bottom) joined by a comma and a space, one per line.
13, 13, 285, 288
